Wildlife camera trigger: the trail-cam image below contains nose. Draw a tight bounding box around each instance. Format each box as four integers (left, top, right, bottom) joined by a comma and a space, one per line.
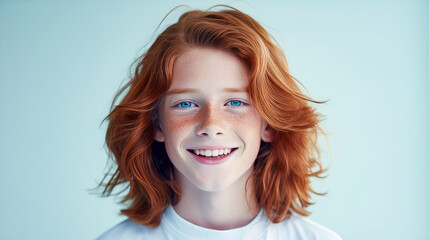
195, 105, 225, 137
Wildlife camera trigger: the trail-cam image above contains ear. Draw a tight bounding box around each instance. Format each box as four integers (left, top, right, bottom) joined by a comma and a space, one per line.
261, 121, 273, 143
152, 112, 165, 142
154, 124, 165, 142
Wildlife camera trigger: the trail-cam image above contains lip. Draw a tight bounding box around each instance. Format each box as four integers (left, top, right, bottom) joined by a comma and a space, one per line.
187, 146, 235, 150
187, 148, 238, 165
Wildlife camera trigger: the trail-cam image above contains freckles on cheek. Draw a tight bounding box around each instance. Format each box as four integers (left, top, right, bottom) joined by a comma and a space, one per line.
232, 112, 262, 129
164, 115, 196, 137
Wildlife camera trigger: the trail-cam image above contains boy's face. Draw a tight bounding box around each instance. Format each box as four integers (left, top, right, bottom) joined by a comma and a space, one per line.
155, 48, 272, 192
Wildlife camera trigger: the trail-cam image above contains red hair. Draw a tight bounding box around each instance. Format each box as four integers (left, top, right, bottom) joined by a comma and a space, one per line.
101, 5, 325, 227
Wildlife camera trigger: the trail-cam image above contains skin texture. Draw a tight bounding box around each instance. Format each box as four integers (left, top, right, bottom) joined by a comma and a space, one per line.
154, 48, 272, 230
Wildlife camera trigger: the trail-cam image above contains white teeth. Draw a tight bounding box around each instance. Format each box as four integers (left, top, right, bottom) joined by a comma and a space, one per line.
205, 150, 212, 157
191, 148, 234, 157
212, 149, 219, 157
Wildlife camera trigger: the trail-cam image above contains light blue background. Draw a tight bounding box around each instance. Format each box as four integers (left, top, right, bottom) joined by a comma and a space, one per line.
1, 0, 428, 239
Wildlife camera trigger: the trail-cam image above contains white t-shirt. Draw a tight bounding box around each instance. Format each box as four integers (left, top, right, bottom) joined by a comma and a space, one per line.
97, 206, 342, 240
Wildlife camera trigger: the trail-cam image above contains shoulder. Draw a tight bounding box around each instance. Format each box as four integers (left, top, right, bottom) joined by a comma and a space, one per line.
96, 219, 161, 240
268, 213, 342, 240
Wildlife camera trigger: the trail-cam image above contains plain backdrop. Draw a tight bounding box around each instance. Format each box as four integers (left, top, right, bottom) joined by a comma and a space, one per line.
1, 0, 428, 239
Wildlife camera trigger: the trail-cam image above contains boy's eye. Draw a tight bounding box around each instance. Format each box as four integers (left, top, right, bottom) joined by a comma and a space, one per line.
177, 102, 196, 108
227, 100, 244, 106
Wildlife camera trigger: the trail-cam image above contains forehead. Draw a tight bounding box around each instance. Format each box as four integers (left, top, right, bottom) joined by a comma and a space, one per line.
169, 48, 249, 90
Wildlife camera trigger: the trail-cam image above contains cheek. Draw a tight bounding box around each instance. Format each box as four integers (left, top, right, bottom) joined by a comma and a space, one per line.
233, 111, 264, 150
162, 113, 196, 141
162, 116, 193, 163
233, 110, 263, 131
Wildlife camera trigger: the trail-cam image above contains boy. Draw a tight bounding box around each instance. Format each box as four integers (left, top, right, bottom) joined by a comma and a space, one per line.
98, 6, 341, 240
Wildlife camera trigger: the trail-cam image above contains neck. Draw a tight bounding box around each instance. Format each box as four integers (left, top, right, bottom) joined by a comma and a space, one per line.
173, 168, 260, 230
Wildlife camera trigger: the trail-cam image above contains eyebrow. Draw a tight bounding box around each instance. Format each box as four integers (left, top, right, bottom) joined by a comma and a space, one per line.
166, 87, 248, 95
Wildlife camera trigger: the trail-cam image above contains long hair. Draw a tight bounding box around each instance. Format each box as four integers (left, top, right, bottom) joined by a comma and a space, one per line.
101, 5, 325, 227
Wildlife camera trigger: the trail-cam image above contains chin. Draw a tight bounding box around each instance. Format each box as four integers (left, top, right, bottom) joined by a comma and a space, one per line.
192, 173, 248, 192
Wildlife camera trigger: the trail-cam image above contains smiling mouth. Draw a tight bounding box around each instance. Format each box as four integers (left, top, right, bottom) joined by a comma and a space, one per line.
187, 148, 238, 159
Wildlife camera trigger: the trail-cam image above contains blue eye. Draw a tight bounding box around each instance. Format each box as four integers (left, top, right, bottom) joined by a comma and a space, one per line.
228, 100, 244, 106
178, 102, 196, 108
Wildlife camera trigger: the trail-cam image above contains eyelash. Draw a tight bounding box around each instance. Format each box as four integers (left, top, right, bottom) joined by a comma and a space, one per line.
177, 102, 196, 108
226, 100, 245, 107
175, 100, 247, 108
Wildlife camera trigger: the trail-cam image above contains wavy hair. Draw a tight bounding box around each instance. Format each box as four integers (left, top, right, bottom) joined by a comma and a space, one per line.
101, 5, 326, 227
